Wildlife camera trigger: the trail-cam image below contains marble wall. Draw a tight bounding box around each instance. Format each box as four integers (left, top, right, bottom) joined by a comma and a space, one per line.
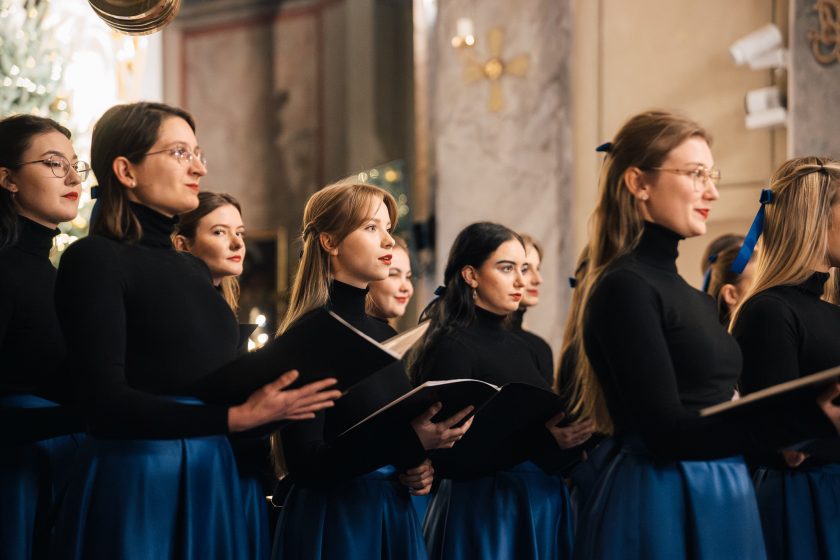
431, 0, 573, 357
166, 2, 323, 232
789, 0, 840, 157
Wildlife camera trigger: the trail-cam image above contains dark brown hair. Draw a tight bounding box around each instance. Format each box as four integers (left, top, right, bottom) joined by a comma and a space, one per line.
0, 115, 71, 249
91, 102, 195, 242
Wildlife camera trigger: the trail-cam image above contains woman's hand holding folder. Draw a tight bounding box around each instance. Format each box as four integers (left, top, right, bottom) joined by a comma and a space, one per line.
817, 380, 840, 434
399, 459, 435, 496
227, 370, 343, 432
544, 411, 596, 450
411, 402, 475, 449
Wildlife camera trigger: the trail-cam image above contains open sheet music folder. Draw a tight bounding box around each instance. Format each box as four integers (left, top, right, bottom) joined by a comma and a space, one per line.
700, 364, 840, 418
192, 312, 426, 405
336, 379, 566, 461
700, 364, 840, 461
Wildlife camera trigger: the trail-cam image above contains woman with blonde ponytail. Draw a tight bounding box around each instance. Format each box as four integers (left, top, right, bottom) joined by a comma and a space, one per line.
731, 157, 840, 560
565, 111, 840, 560
271, 179, 472, 560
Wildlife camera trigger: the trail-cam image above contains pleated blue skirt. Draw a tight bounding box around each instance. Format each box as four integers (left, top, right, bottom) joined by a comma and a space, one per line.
753, 463, 840, 560
240, 474, 270, 560
272, 465, 427, 559
51, 398, 255, 560
411, 493, 430, 522
0, 394, 82, 560
423, 461, 574, 560
574, 436, 767, 560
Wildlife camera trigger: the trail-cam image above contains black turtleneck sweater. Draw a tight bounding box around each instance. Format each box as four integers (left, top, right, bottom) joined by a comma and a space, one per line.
733, 272, 840, 467
510, 308, 554, 385
734, 272, 840, 392
279, 280, 426, 484
0, 216, 83, 443
415, 306, 574, 477
54, 203, 238, 439
583, 222, 835, 461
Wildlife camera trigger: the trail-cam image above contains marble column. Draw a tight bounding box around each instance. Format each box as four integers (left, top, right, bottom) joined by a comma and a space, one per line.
789, 0, 840, 157
432, 0, 573, 359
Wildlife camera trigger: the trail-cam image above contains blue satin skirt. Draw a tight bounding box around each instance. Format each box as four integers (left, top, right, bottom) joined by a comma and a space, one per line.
753, 463, 840, 560
411, 493, 430, 521
51, 398, 256, 560
0, 394, 82, 560
240, 474, 270, 560
423, 461, 574, 560
574, 437, 767, 560
272, 465, 427, 559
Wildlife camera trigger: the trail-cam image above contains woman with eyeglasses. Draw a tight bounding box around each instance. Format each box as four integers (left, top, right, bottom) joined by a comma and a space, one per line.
50, 102, 340, 559
731, 158, 840, 560
0, 114, 86, 559
565, 110, 840, 559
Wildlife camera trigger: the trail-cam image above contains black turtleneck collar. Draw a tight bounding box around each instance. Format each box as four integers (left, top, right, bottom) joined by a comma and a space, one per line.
14, 215, 59, 258
634, 221, 681, 273
511, 307, 526, 331
327, 280, 369, 321
797, 271, 830, 297
474, 304, 507, 333
130, 202, 178, 248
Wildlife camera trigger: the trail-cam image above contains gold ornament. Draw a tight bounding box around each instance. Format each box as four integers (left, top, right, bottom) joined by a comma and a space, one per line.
462, 27, 530, 113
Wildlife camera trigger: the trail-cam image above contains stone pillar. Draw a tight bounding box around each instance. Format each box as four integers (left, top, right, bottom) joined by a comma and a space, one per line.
432, 0, 573, 359
789, 0, 840, 157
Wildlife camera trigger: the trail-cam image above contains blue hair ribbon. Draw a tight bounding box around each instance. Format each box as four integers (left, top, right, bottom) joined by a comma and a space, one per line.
731, 188, 774, 274
595, 142, 613, 153
701, 254, 717, 293
433, 285, 446, 297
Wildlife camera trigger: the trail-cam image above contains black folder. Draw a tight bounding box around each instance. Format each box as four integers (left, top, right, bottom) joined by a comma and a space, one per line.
237, 323, 259, 353
433, 383, 566, 465
337, 378, 502, 439
700, 364, 840, 420
795, 437, 840, 462
335, 380, 565, 466
192, 311, 400, 405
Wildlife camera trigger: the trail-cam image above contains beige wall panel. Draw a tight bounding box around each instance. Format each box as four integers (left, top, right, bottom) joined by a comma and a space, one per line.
574, 0, 785, 289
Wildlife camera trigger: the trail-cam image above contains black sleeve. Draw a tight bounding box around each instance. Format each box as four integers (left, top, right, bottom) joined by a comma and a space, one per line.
0, 274, 12, 354
586, 270, 835, 461
0, 405, 85, 445
417, 336, 475, 384
733, 295, 801, 394
55, 238, 229, 439
279, 412, 426, 484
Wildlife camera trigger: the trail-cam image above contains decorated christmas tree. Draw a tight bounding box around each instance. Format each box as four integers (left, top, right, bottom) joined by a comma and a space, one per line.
0, 0, 68, 120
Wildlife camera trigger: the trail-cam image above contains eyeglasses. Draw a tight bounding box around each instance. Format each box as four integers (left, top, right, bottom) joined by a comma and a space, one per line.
145, 145, 207, 168
17, 156, 91, 181
645, 165, 721, 192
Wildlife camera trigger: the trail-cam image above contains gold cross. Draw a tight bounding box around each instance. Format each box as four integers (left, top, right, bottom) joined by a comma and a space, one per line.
462, 27, 530, 112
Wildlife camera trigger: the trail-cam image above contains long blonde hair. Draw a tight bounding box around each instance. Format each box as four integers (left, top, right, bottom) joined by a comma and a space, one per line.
731, 157, 840, 327
277, 179, 398, 335
271, 178, 398, 477
560, 110, 711, 434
